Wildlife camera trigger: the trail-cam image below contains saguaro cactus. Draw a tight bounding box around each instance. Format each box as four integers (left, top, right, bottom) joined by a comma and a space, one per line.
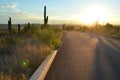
62, 23, 65, 30
28, 23, 30, 28
8, 17, 12, 35
44, 6, 48, 26
18, 24, 21, 35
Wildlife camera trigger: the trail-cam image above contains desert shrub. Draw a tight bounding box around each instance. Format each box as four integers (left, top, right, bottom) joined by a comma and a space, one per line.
12, 27, 18, 34
78, 26, 91, 32
0, 37, 8, 47
22, 26, 63, 49
52, 27, 63, 33
0, 36, 22, 47
0, 30, 8, 36
111, 34, 120, 40
116, 34, 120, 39
22, 26, 41, 37
64, 26, 75, 31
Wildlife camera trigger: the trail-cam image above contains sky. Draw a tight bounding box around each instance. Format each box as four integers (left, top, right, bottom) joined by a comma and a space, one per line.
0, 0, 120, 24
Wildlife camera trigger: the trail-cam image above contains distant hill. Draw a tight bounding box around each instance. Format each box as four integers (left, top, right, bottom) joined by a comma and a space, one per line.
0, 24, 8, 30
0, 24, 42, 30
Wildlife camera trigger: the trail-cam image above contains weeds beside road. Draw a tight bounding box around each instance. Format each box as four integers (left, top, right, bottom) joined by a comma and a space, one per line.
0, 26, 63, 80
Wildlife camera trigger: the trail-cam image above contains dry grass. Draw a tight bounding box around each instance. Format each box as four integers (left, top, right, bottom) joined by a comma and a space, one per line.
0, 39, 52, 79
0, 72, 27, 80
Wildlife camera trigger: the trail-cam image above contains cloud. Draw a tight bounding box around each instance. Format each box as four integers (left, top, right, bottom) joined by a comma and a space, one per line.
0, 3, 18, 9
0, 3, 24, 14
0, 3, 43, 23
0, 3, 41, 18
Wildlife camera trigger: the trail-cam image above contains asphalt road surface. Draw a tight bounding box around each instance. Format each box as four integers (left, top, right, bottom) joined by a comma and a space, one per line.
45, 31, 120, 80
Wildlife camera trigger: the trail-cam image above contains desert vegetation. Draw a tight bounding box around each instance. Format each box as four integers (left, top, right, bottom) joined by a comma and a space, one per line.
0, 24, 63, 80
63, 22, 120, 39
61, 21, 120, 39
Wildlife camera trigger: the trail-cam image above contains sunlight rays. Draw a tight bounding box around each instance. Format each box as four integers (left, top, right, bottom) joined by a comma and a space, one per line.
80, 4, 109, 25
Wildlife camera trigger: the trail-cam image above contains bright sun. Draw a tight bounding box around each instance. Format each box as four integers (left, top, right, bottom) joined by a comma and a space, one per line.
81, 5, 108, 25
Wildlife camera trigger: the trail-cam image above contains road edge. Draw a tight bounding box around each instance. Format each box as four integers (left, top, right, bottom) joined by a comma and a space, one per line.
30, 50, 57, 80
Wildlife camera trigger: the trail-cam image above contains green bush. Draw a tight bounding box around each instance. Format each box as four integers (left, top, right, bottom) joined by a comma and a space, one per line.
22, 26, 63, 49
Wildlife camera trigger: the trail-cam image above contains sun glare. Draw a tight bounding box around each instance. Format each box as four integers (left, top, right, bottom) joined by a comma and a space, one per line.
81, 5, 108, 25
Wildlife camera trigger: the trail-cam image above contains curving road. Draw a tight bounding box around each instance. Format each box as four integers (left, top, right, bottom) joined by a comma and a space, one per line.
45, 31, 120, 80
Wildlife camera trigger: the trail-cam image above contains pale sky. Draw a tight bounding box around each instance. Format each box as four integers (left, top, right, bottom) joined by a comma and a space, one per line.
0, 0, 120, 24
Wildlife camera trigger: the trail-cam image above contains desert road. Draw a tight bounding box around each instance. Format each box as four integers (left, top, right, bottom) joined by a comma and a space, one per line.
45, 31, 120, 80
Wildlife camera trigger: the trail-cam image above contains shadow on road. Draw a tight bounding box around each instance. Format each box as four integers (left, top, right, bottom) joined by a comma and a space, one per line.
94, 36, 120, 80
106, 38, 120, 49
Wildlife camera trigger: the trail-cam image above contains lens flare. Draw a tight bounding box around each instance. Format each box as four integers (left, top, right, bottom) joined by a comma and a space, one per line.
21, 59, 29, 68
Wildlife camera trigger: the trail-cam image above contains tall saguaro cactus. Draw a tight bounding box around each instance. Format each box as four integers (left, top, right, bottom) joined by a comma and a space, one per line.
8, 17, 12, 35
28, 23, 30, 28
18, 24, 21, 36
44, 6, 48, 26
